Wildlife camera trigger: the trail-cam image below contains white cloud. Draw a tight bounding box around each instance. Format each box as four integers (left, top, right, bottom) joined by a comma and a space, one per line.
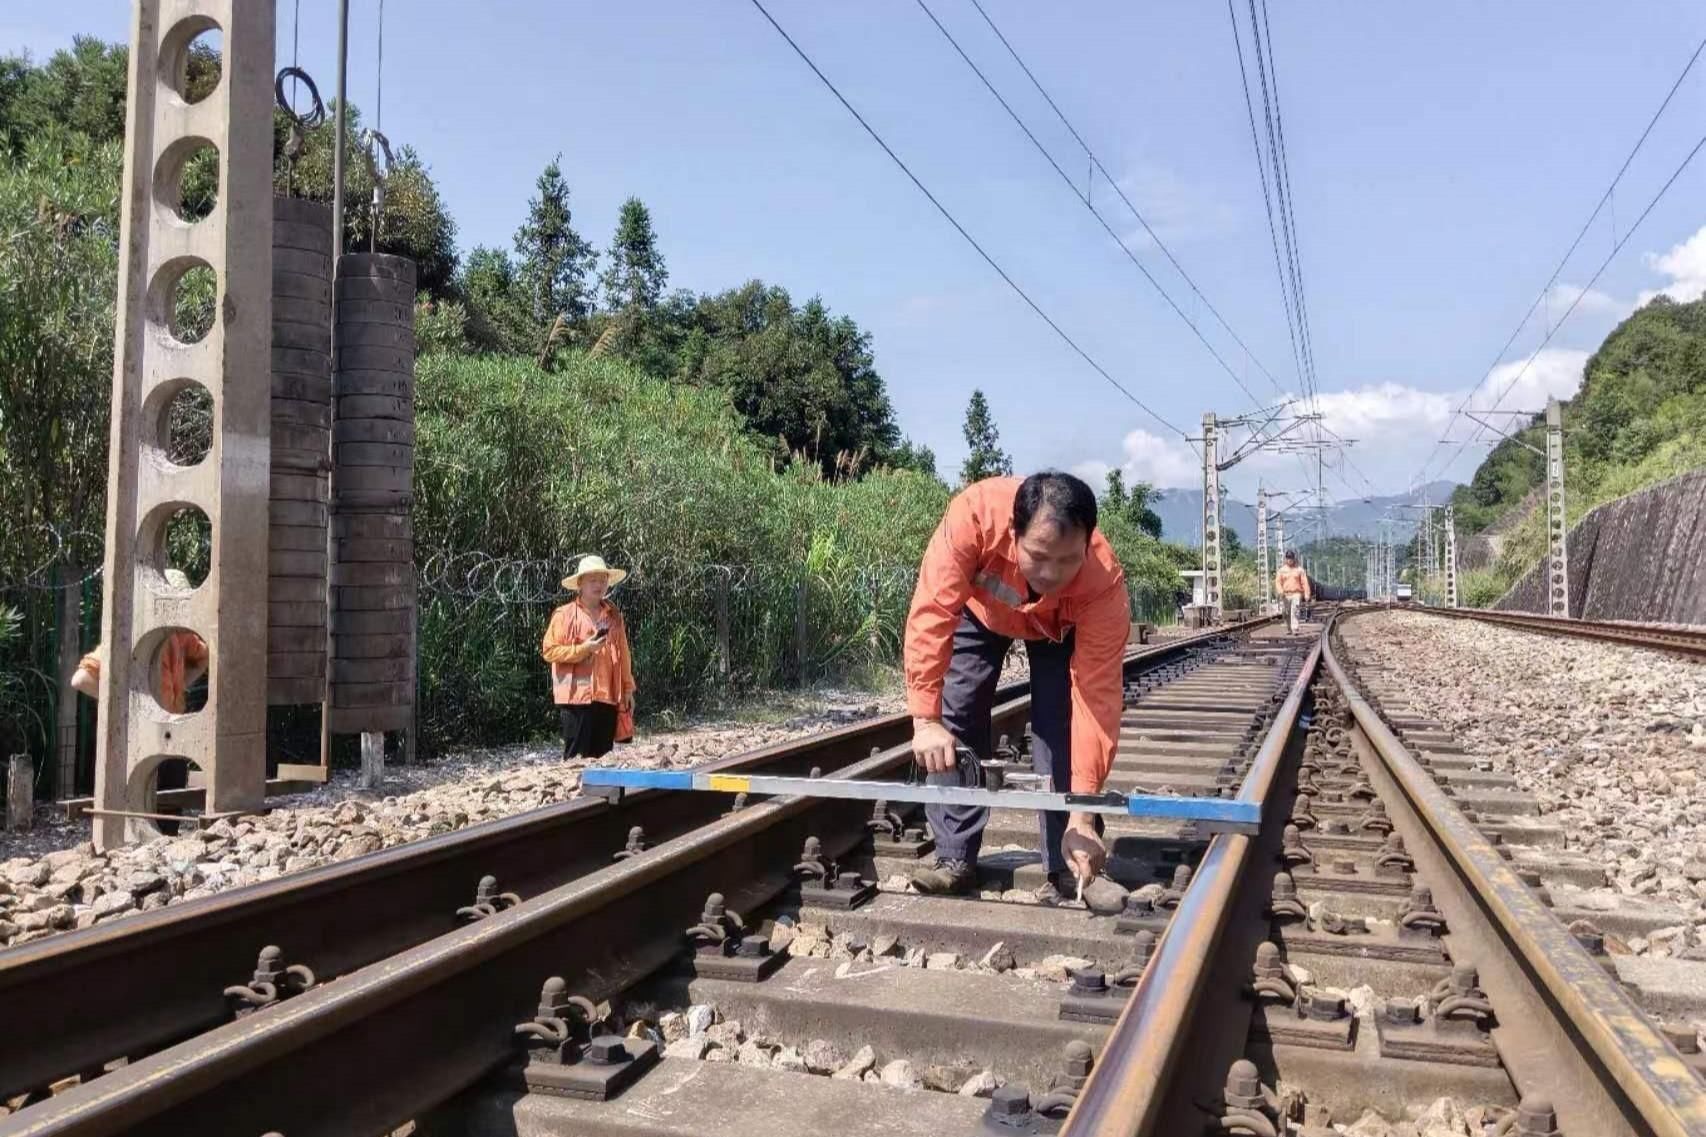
1468, 348, 1588, 415
1113, 165, 1237, 250
1639, 224, 1706, 306
1542, 283, 1626, 321
1076, 428, 1200, 492
1309, 383, 1455, 441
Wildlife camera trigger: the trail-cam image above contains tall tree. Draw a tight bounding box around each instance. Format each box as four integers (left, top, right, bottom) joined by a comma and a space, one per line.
598, 197, 669, 362
0, 127, 121, 575
514, 156, 596, 329
600, 197, 668, 313
1102, 468, 1129, 511
890, 438, 939, 480
675, 281, 901, 475
1125, 480, 1164, 539
269, 100, 460, 296
959, 389, 1012, 485
0, 38, 129, 154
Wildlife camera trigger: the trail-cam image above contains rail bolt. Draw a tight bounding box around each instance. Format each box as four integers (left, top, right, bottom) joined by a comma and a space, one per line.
1661, 1023, 1700, 1054
1252, 942, 1286, 980
1569, 920, 1607, 956
986, 1084, 1033, 1119
1059, 1039, 1094, 1088
1068, 968, 1108, 997
586, 1035, 632, 1067
1514, 1095, 1560, 1137
1222, 1059, 1264, 1110
614, 827, 647, 860
1280, 825, 1314, 867
1302, 989, 1346, 1021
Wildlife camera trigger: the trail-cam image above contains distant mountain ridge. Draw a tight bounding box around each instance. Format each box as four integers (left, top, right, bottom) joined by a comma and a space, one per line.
1151, 480, 1460, 546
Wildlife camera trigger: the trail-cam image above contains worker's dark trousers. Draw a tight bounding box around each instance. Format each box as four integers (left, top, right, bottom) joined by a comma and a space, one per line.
926, 611, 1075, 875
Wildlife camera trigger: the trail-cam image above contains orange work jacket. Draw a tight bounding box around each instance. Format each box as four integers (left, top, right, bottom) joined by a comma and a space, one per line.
1275, 565, 1311, 598
541, 601, 637, 706
904, 477, 1130, 793
77, 633, 209, 715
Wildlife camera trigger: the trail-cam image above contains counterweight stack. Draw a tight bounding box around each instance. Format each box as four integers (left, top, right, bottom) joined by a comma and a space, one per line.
329, 254, 417, 735
267, 195, 334, 706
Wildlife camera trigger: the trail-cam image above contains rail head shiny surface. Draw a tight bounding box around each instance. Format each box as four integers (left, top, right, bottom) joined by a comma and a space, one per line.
1062, 635, 1321, 1137
1325, 611, 1706, 1137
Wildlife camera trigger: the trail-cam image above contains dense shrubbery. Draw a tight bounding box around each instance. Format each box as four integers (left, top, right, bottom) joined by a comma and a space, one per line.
411, 352, 1188, 747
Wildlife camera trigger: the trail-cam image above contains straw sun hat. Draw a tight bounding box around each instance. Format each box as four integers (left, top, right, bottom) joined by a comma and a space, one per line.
561, 554, 628, 592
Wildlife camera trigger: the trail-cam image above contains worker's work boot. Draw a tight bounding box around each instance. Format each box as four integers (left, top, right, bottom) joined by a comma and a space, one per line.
910, 857, 975, 895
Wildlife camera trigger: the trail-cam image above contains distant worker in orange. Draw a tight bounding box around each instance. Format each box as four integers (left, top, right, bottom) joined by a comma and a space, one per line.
904, 471, 1131, 912
70, 569, 209, 810
70, 571, 209, 716
541, 555, 636, 759
1275, 549, 1312, 633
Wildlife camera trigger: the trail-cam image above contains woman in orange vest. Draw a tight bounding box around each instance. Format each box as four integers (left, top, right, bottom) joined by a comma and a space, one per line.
541, 555, 636, 759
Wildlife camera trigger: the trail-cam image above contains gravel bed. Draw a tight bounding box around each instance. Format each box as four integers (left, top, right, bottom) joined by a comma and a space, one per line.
1341, 611, 1706, 957
0, 685, 906, 949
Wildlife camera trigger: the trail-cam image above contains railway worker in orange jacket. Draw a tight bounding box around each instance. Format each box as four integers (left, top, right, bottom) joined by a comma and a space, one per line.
904, 471, 1131, 913
541, 555, 637, 759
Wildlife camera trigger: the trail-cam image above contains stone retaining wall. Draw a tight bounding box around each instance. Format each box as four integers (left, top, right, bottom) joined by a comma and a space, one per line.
1495, 469, 1706, 623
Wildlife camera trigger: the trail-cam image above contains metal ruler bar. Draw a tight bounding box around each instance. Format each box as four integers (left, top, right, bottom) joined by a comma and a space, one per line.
580, 769, 1260, 834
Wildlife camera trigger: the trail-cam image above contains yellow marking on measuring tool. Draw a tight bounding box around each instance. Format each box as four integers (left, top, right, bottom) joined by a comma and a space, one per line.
706, 774, 751, 793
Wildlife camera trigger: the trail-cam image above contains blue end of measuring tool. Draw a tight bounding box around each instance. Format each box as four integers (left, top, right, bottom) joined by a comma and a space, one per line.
580, 769, 694, 790
1124, 794, 1261, 829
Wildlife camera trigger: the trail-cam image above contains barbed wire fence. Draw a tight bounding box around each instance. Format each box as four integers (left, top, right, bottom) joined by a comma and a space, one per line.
1, 530, 1186, 780
0, 522, 106, 800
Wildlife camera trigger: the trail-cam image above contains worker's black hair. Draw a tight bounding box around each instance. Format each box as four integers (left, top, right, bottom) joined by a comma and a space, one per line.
1013, 471, 1097, 542
1285, 549, 1298, 559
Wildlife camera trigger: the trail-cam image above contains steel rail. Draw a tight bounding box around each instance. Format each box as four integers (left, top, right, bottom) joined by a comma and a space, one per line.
1412, 605, 1706, 660
1060, 634, 1320, 1136
0, 690, 1051, 1135
1, 620, 1271, 1133
1325, 612, 1706, 1137
0, 696, 928, 1101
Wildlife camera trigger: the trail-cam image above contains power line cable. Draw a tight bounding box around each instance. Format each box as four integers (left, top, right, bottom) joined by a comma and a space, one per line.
963, 0, 1294, 402
1254, 0, 1321, 407
1413, 30, 1706, 483
745, 0, 1194, 443
913, 0, 1268, 408
1426, 125, 1706, 482
1226, 0, 1308, 396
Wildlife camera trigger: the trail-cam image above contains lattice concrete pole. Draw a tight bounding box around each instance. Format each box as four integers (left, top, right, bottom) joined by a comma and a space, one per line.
1545, 397, 1570, 617
1200, 413, 1222, 622
94, 1, 275, 850
1444, 503, 1460, 608
1255, 488, 1270, 614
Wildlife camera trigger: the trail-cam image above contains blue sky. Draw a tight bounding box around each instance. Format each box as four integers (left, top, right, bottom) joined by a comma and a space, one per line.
9, 1, 1706, 508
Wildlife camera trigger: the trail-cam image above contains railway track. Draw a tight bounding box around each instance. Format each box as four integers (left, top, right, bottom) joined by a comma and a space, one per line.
6, 608, 1706, 1136
1404, 605, 1706, 661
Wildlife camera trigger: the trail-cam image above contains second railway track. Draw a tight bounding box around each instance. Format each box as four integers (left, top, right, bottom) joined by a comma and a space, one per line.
6, 608, 1706, 1136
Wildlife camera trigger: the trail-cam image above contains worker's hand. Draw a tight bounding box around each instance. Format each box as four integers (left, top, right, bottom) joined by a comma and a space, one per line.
620, 692, 634, 713
1061, 813, 1107, 888
70, 666, 99, 700
912, 717, 958, 774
